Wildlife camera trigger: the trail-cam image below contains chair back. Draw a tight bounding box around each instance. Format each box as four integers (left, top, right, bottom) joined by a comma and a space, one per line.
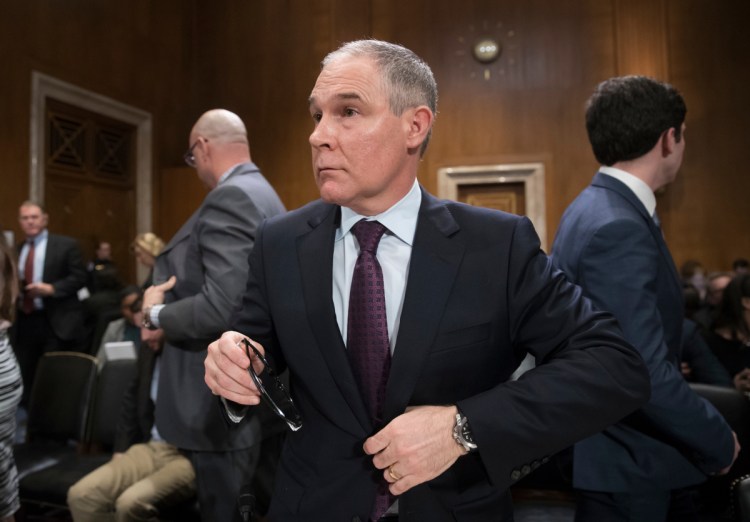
88, 358, 137, 448
690, 383, 750, 520
26, 351, 98, 443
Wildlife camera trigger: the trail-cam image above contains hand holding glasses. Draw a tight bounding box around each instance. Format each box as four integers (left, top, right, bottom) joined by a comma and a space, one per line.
241, 338, 303, 432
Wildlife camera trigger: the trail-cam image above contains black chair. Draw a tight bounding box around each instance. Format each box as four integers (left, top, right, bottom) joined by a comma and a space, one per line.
18, 358, 137, 510
690, 383, 750, 520
732, 474, 750, 522
18, 356, 200, 521
13, 352, 98, 481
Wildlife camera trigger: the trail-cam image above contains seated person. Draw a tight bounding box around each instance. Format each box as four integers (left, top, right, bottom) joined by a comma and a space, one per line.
95, 286, 142, 367
702, 274, 750, 393
86, 241, 118, 294
681, 317, 733, 387
67, 323, 196, 521
694, 271, 734, 331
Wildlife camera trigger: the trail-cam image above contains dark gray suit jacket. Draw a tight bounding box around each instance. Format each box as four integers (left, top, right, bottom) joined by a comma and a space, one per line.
552, 172, 734, 492
231, 187, 650, 521
154, 162, 286, 451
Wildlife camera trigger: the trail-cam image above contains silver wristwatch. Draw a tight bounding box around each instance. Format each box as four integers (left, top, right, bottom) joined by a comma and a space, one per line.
453, 412, 478, 452
141, 305, 158, 330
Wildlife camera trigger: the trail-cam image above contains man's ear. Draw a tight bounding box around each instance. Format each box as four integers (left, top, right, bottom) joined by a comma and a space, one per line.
661, 127, 677, 157
404, 106, 434, 150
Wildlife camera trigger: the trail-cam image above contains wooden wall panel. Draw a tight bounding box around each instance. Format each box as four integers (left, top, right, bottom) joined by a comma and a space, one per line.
371, 0, 616, 249
185, 0, 373, 214
158, 167, 208, 243
0, 0, 196, 254
664, 0, 750, 272
2, 0, 748, 276
613, 0, 669, 79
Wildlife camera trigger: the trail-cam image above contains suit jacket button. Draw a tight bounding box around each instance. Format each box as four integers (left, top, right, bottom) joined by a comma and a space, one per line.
541, 456, 550, 464
511, 469, 521, 481
521, 464, 531, 476
531, 460, 541, 470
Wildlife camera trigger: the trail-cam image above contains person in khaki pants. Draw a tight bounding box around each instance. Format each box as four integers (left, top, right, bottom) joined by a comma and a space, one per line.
67, 322, 195, 521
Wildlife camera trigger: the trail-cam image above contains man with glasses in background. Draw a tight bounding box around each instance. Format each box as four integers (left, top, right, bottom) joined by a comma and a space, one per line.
141, 109, 286, 522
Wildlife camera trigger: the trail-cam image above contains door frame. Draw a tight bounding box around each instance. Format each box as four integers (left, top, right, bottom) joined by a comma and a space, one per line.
437, 162, 547, 251
30, 71, 153, 282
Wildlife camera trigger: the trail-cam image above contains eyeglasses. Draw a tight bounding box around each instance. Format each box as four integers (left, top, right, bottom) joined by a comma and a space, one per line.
241, 338, 303, 432
183, 139, 201, 168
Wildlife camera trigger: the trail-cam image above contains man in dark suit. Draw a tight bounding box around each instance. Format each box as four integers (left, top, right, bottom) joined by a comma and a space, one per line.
551, 76, 739, 521
67, 314, 196, 521
204, 40, 651, 522
13, 201, 87, 404
141, 109, 286, 522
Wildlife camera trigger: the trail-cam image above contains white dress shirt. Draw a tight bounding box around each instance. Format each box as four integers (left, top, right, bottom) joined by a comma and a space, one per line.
599, 166, 657, 217
333, 179, 421, 354
18, 229, 49, 310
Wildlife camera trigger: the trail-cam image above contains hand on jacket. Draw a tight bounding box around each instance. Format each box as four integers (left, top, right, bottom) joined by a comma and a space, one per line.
364, 405, 466, 495
142, 275, 177, 308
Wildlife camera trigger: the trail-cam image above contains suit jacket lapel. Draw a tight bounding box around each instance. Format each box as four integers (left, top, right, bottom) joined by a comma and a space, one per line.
383, 191, 463, 422
155, 210, 200, 283
42, 234, 56, 279
297, 204, 372, 434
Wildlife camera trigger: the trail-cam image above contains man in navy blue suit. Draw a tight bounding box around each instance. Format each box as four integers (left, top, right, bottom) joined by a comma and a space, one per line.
205, 41, 652, 522
552, 76, 739, 521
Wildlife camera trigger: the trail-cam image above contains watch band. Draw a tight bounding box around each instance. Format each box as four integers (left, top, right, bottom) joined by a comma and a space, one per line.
453, 412, 478, 452
141, 305, 158, 330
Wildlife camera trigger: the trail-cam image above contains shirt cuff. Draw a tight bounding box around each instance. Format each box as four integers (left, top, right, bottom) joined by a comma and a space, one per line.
149, 304, 165, 329
221, 397, 248, 423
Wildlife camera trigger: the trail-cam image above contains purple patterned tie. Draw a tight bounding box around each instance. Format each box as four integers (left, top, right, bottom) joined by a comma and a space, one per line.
347, 219, 394, 521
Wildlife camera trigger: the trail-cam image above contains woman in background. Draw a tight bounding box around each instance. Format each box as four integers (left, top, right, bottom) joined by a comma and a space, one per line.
130, 232, 164, 289
702, 274, 750, 392
0, 235, 23, 522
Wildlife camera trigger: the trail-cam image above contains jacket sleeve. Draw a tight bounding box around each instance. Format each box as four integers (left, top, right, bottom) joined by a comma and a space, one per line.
158, 185, 264, 346
48, 236, 87, 299
457, 217, 652, 492
575, 219, 734, 474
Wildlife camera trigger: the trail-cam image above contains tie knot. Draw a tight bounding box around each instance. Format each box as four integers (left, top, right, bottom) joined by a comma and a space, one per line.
351, 219, 386, 255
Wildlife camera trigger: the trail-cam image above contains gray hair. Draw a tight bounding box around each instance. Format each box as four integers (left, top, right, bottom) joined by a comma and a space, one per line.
322, 39, 437, 155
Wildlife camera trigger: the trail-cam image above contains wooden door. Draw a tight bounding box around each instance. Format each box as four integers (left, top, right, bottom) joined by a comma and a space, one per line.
457, 181, 526, 215
44, 98, 137, 286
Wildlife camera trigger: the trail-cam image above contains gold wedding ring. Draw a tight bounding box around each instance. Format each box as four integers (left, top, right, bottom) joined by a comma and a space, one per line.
388, 466, 401, 481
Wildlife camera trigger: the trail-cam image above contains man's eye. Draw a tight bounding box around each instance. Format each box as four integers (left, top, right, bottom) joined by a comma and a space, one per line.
311, 112, 322, 123
344, 108, 358, 117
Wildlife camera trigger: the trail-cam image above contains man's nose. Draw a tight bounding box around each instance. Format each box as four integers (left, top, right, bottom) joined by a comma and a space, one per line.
309, 118, 333, 149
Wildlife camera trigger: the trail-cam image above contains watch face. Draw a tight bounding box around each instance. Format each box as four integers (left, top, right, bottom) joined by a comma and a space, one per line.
462, 422, 474, 444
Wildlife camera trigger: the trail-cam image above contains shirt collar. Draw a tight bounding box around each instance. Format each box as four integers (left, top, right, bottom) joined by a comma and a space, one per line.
338, 179, 421, 246
599, 166, 657, 216
28, 229, 48, 245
